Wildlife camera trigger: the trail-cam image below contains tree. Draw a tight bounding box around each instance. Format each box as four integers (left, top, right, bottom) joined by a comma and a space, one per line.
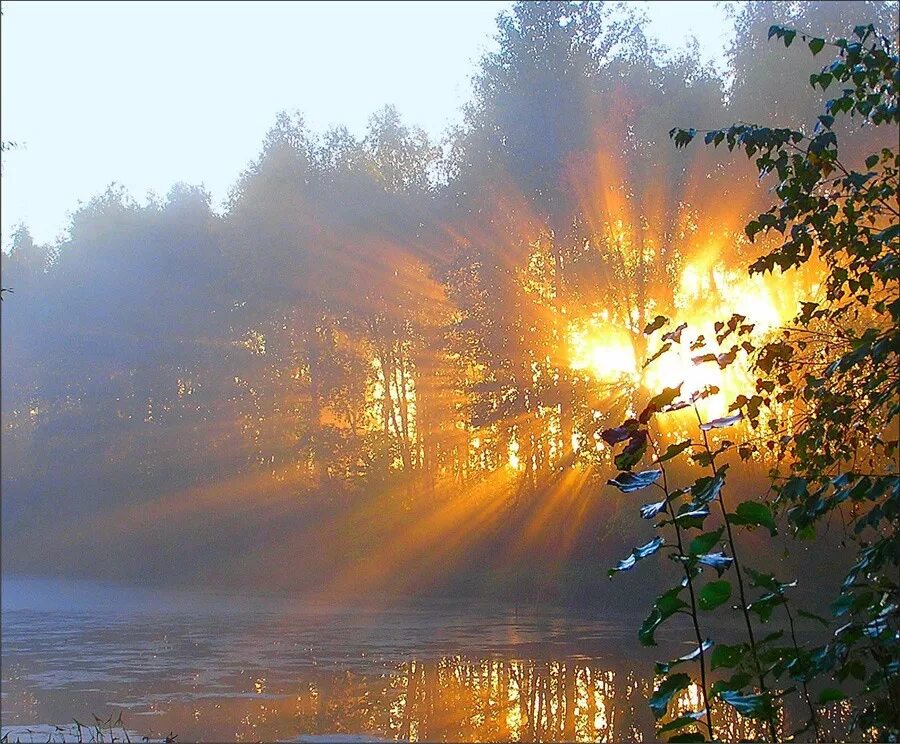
608, 18, 900, 740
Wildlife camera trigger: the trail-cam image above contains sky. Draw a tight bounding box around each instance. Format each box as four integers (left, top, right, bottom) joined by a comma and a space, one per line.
0, 1, 733, 246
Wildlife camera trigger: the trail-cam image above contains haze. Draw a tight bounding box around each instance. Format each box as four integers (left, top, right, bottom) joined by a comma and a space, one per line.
1, 0, 730, 245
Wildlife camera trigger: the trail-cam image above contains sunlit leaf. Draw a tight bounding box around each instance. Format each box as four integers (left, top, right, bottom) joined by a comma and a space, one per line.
639, 384, 684, 423
645, 341, 673, 368
640, 500, 668, 519
691, 353, 718, 365
696, 552, 733, 575
668, 733, 706, 743
601, 419, 640, 445
655, 440, 692, 464
644, 315, 669, 335
699, 413, 743, 431
608, 469, 662, 493
615, 431, 648, 471
655, 640, 713, 674
609, 537, 664, 577
662, 322, 689, 343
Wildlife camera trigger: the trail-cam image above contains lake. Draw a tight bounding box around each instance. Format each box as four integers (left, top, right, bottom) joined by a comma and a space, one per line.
1, 576, 848, 742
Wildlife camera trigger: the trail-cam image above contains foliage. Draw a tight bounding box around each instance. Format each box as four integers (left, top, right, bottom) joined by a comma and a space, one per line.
620, 18, 899, 741
1, 13, 897, 738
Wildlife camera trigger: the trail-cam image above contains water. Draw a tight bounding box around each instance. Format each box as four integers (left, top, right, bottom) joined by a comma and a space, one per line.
1, 576, 848, 742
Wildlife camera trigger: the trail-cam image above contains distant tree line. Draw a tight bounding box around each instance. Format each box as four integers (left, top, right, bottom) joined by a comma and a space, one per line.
0, 1, 895, 603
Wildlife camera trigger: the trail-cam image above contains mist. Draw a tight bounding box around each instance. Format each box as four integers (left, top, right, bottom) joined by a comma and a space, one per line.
1, 0, 893, 603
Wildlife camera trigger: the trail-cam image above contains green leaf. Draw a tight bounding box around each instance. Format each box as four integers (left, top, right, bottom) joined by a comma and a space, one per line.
650, 673, 692, 719
745, 568, 795, 594
689, 527, 724, 556
656, 710, 707, 735
719, 690, 775, 719
808, 37, 825, 55
656, 440, 692, 464
818, 687, 847, 704
615, 431, 648, 471
691, 468, 727, 505
710, 672, 752, 697
865, 154, 879, 169
749, 592, 784, 623
730, 501, 777, 536
640, 587, 688, 646
655, 639, 714, 674
609, 537, 664, 577
668, 733, 706, 742
675, 504, 711, 530
640, 384, 684, 423
608, 469, 662, 493
656, 709, 706, 741
711, 643, 746, 670
797, 609, 830, 627
698, 580, 732, 611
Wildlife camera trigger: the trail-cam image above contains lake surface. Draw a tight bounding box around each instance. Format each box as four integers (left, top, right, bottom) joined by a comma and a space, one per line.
1, 576, 848, 742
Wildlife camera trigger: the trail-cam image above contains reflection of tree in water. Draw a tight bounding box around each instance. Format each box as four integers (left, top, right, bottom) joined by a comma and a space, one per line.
286, 656, 828, 742
1, 651, 860, 742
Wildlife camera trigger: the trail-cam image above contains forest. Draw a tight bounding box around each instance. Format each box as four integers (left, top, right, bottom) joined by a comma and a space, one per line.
0, 0, 894, 586
1, 1, 899, 737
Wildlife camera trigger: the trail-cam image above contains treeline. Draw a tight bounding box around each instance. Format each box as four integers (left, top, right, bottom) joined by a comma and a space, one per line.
0, 1, 895, 593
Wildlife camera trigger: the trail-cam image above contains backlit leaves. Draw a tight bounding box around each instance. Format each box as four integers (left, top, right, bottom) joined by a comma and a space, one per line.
608, 469, 662, 493
655, 639, 714, 675
609, 537, 664, 577
640, 384, 684, 423
699, 413, 743, 431
655, 440, 692, 464
615, 430, 648, 471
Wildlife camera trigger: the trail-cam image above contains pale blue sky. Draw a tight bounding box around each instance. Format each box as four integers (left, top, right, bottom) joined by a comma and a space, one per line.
1, 1, 732, 246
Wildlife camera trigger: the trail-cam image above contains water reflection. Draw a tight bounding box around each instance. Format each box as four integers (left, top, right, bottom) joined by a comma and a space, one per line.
1, 586, 855, 743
